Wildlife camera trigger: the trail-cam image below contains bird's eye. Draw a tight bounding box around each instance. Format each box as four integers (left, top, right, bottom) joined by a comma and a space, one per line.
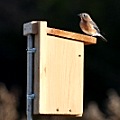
83, 14, 87, 17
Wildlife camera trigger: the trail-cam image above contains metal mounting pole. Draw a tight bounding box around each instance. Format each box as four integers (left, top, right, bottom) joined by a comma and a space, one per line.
23, 21, 38, 120
27, 34, 35, 120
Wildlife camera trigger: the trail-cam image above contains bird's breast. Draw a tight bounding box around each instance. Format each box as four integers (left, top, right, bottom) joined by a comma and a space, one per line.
80, 21, 97, 35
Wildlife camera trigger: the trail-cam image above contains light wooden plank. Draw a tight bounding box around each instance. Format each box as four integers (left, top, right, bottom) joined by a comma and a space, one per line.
38, 35, 83, 115
34, 21, 48, 114
39, 21, 48, 114
47, 27, 97, 45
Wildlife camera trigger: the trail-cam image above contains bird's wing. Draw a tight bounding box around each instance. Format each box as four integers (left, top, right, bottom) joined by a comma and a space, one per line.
90, 21, 100, 33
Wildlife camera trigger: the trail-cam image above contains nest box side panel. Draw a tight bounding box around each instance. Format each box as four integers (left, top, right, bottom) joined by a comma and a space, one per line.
34, 21, 47, 114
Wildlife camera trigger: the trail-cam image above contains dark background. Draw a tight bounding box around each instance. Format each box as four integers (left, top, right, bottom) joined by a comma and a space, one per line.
0, 0, 120, 118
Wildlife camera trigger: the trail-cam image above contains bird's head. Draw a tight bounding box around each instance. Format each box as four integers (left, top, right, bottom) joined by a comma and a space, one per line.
78, 13, 92, 21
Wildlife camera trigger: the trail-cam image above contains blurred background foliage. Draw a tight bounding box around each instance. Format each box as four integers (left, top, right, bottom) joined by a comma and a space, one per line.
0, 0, 120, 118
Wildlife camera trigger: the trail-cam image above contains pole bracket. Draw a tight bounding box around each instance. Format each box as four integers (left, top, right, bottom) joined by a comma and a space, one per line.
26, 48, 36, 53
27, 94, 35, 100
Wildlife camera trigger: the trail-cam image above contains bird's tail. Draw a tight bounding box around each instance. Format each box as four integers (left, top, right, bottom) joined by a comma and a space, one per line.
99, 34, 107, 42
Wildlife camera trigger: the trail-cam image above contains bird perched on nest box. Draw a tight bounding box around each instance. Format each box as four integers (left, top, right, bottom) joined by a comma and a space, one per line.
78, 13, 107, 42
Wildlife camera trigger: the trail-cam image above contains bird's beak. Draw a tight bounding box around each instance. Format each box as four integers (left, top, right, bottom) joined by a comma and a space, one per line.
77, 13, 81, 17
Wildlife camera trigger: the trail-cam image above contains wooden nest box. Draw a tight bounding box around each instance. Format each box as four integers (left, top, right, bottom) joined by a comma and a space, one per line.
23, 21, 96, 117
